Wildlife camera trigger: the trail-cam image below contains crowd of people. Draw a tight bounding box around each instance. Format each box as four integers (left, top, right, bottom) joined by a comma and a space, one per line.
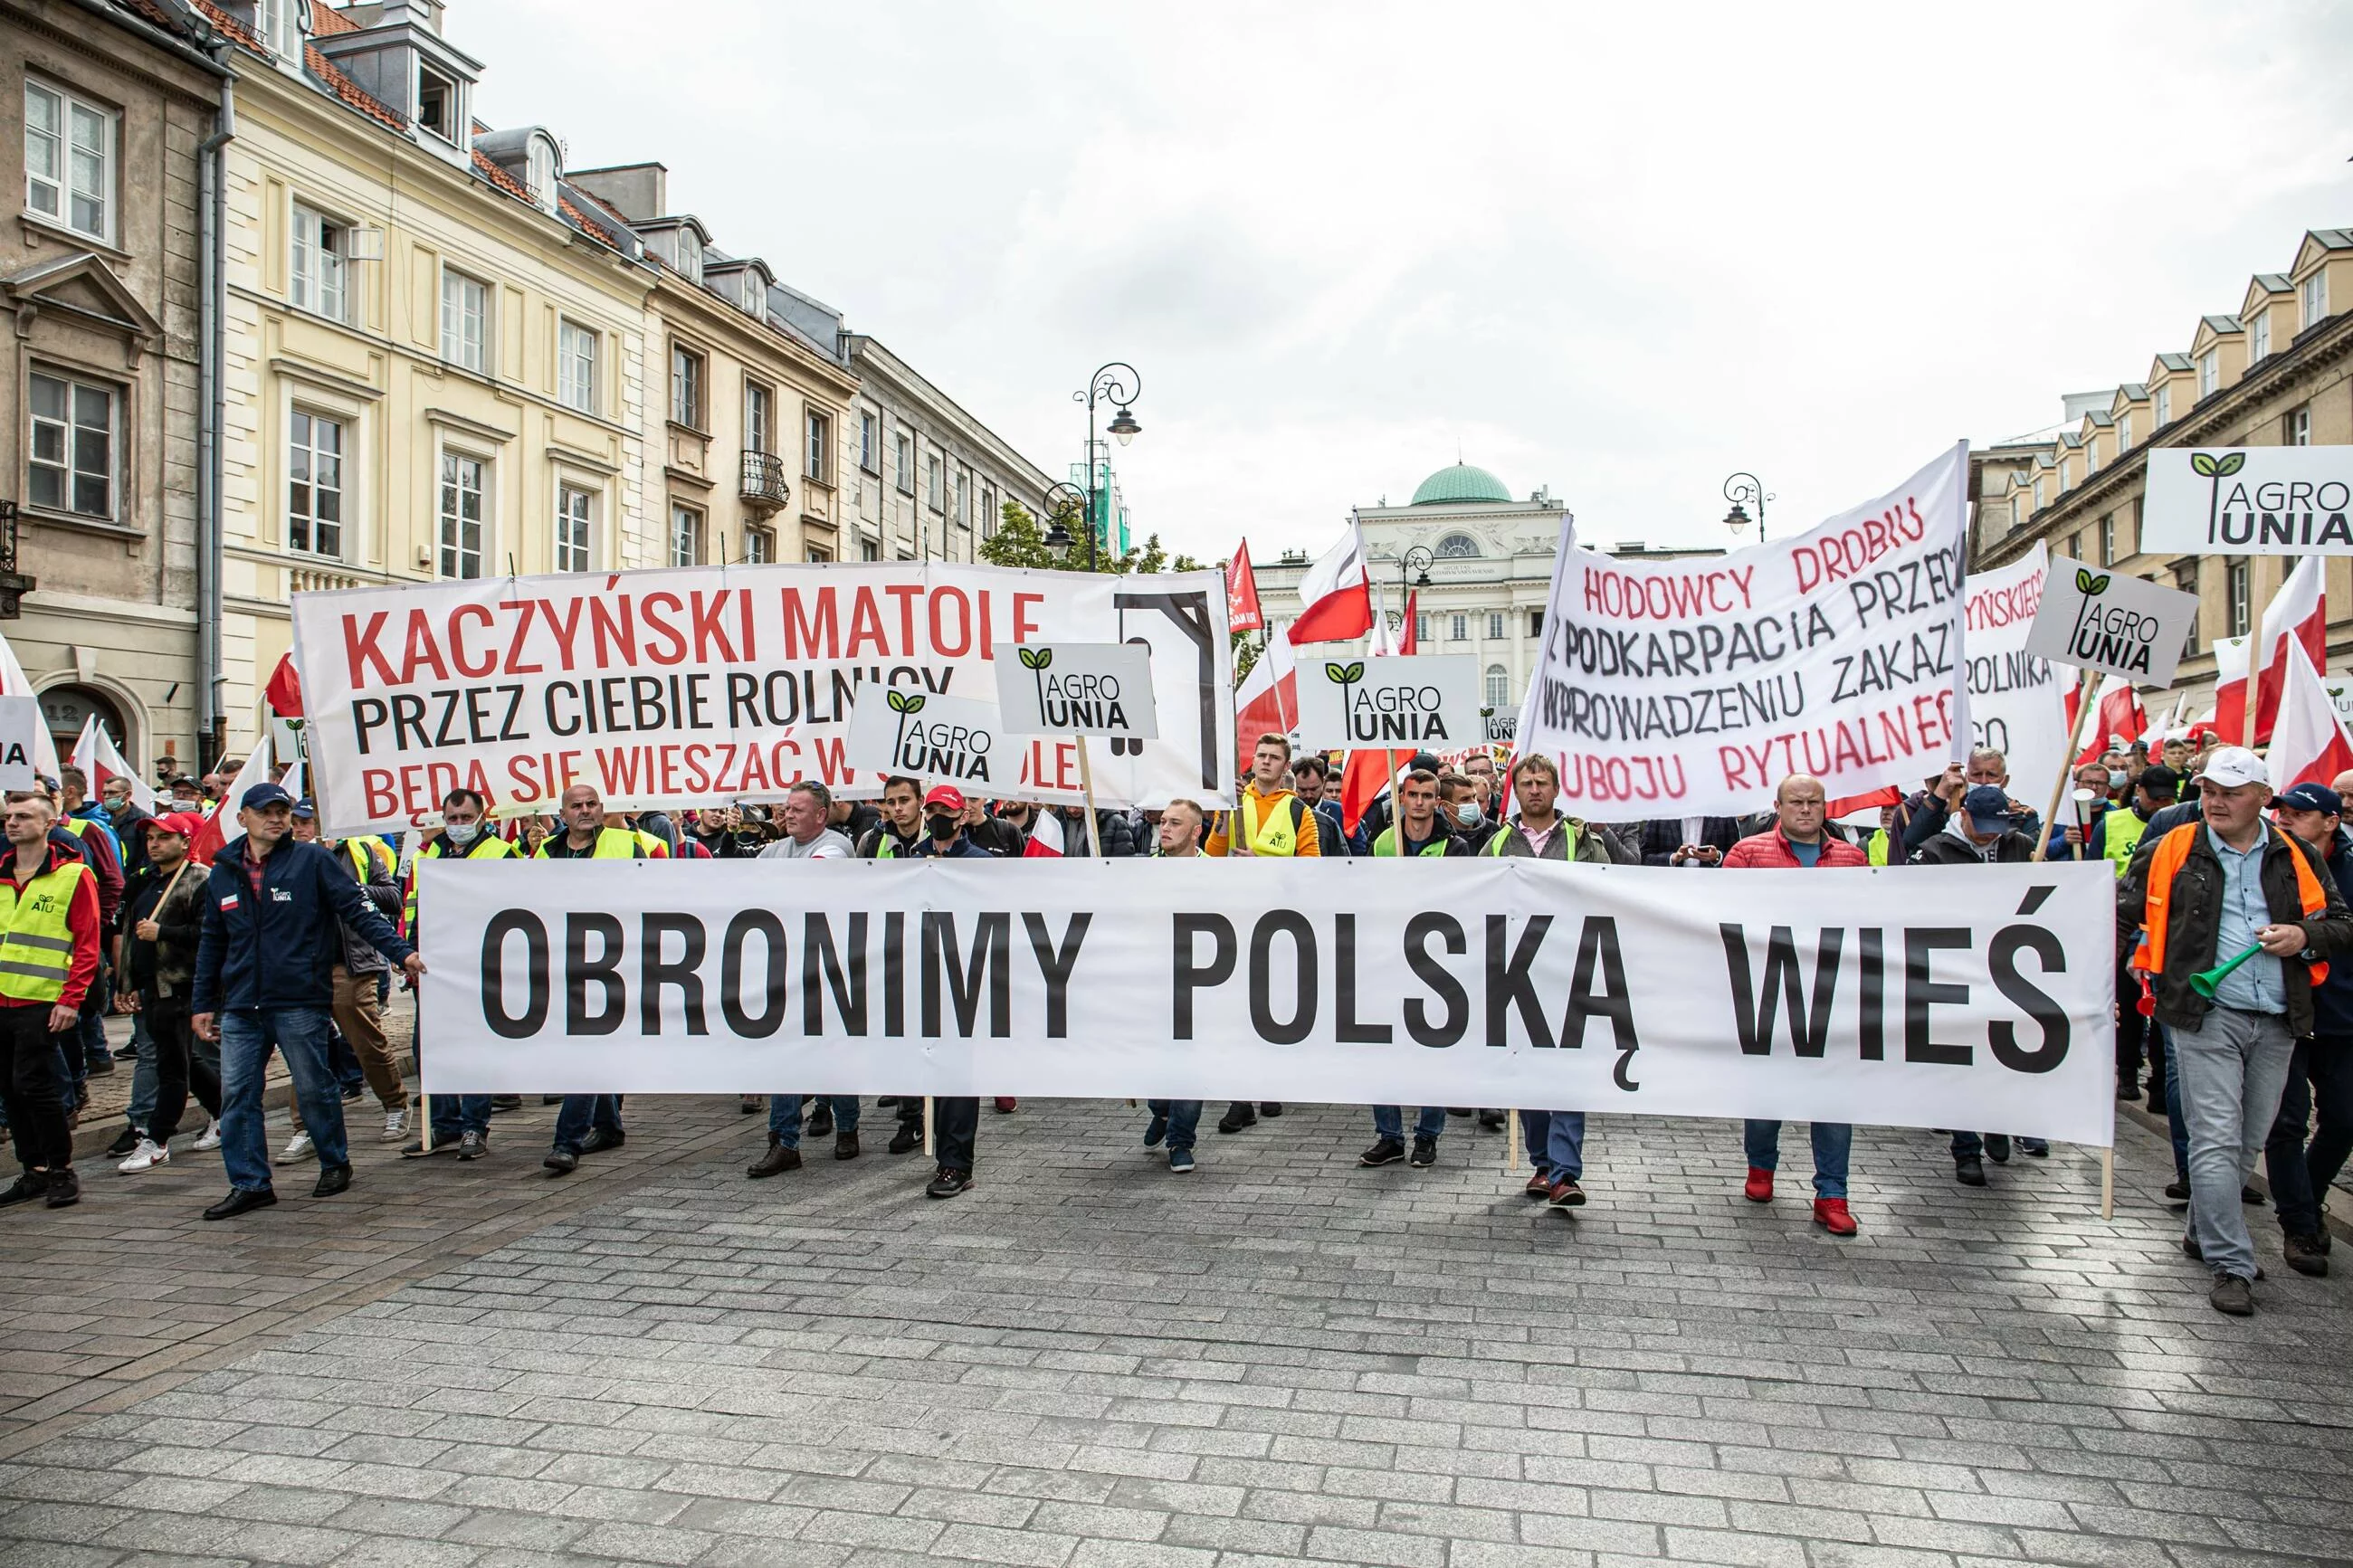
0, 725, 2347, 1317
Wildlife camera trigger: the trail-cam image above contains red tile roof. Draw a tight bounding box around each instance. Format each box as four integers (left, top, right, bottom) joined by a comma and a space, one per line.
307, 3, 359, 35
185, 0, 260, 50
557, 195, 622, 249
471, 147, 533, 203
307, 44, 406, 130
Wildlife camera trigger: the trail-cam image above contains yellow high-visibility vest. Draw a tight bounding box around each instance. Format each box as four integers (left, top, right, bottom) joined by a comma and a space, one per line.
0, 859, 86, 1003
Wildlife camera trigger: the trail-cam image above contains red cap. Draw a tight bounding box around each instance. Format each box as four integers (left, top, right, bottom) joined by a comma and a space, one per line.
149, 812, 205, 840
922, 784, 966, 813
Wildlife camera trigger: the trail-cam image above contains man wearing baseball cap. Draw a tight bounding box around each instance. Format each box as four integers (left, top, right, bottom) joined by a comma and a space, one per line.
910, 784, 1001, 1198
114, 813, 214, 1174
2120, 746, 2353, 1315
2262, 782, 2353, 1278
190, 783, 424, 1221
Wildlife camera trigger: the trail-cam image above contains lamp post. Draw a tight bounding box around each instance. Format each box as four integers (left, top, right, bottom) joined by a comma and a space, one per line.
1397, 544, 1432, 641
1037, 481, 1090, 563
1722, 472, 1773, 541
1069, 362, 1141, 572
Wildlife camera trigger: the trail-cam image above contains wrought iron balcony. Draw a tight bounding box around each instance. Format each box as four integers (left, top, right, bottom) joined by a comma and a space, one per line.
740, 450, 790, 514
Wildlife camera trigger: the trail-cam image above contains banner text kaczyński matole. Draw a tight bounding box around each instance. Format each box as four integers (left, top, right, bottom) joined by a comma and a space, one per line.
419, 856, 2117, 1146
291, 564, 1236, 834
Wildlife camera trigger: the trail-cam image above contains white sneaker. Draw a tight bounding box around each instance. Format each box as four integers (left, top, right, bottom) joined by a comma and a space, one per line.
381, 1107, 409, 1143
192, 1120, 221, 1152
276, 1131, 316, 1164
117, 1137, 169, 1174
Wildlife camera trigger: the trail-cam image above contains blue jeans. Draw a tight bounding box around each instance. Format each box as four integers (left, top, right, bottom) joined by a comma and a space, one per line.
78, 966, 110, 1070
219, 1007, 341, 1193
1521, 1109, 1585, 1179
126, 1010, 157, 1131
1743, 1119, 1850, 1199
2173, 1008, 2296, 1282
552, 1094, 624, 1154
2162, 1024, 2190, 1179
429, 1095, 492, 1139
1373, 1105, 1447, 1142
329, 1027, 365, 1096
767, 1095, 860, 1148
1147, 1099, 1203, 1153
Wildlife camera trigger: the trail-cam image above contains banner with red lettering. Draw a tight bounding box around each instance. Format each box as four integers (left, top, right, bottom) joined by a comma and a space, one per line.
1516, 444, 1971, 817
1961, 546, 2068, 803
291, 565, 1236, 836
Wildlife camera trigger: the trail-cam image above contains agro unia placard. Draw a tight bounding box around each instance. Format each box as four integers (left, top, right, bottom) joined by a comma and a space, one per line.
291, 563, 1234, 835
1516, 444, 1972, 817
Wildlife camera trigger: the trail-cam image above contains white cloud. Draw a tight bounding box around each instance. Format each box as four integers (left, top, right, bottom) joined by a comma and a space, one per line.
463, 0, 2353, 560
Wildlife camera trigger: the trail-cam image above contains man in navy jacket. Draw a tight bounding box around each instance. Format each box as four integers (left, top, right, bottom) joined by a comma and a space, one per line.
191, 784, 423, 1221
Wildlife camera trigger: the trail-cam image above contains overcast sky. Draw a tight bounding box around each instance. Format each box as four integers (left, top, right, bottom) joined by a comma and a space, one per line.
464, 1, 2353, 564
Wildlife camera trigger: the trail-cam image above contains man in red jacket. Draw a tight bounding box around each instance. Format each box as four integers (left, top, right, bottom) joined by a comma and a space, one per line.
1725, 774, 1868, 1235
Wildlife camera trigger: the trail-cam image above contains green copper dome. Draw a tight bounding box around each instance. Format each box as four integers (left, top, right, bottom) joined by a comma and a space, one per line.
1409, 463, 1510, 506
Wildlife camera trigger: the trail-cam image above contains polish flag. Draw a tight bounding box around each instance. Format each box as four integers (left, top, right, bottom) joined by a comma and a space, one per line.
71, 716, 155, 813
1286, 521, 1375, 645
1396, 591, 1419, 655
1827, 784, 1902, 822
1234, 633, 1297, 758
189, 745, 274, 863
1021, 810, 1065, 858
2067, 672, 2148, 765
1225, 542, 1264, 635
0, 628, 60, 784
2263, 639, 2353, 793
2214, 556, 2326, 745
1338, 748, 1396, 838
263, 651, 306, 717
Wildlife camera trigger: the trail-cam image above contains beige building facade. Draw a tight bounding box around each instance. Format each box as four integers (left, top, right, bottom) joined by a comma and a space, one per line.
1972, 227, 2353, 708
843, 336, 1057, 564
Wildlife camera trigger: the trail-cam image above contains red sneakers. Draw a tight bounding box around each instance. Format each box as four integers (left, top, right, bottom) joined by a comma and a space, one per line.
993, 1098, 1017, 1114
1743, 1167, 1774, 1202
1524, 1169, 1554, 1198
1813, 1198, 1858, 1236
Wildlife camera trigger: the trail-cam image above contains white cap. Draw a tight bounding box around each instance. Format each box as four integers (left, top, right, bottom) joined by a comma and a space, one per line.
2196, 746, 2270, 790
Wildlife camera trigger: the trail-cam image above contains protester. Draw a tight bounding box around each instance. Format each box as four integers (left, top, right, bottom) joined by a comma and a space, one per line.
1370, 769, 1462, 859
2053, 763, 2179, 1103
2119, 746, 2353, 1315
0, 792, 100, 1210
1483, 755, 1609, 864
1638, 813, 1743, 866
278, 802, 409, 1157
190, 784, 421, 1220
1726, 774, 1866, 1235
1140, 799, 1211, 1173
858, 778, 926, 860
532, 784, 659, 1174
401, 789, 519, 1161
757, 781, 855, 859
115, 813, 215, 1174
1288, 755, 1350, 856
910, 785, 1000, 1198
827, 792, 881, 847
1438, 772, 1498, 854
2260, 782, 2353, 1279
1206, 733, 1310, 1133
1902, 746, 2041, 854
46, 772, 123, 1089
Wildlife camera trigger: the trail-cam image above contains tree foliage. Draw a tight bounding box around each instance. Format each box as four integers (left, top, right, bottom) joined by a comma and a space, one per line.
979, 499, 1204, 576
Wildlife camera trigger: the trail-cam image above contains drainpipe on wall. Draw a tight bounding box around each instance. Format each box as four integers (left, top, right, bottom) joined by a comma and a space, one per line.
197, 70, 234, 773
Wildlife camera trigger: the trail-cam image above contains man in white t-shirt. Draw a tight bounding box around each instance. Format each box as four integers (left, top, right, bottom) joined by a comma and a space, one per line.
757, 782, 855, 860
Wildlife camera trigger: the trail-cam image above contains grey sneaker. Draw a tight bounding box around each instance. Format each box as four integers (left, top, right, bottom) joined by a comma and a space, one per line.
2209, 1274, 2254, 1316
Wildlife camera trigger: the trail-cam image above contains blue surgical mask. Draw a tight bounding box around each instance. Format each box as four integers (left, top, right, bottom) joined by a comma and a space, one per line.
1456, 802, 1482, 828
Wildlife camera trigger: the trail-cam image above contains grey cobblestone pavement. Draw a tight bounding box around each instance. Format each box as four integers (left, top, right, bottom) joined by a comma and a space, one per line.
3, 1091, 2351, 1567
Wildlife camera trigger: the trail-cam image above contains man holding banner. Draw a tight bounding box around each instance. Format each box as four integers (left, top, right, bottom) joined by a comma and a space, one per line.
533, 784, 662, 1175
2119, 747, 2353, 1315
402, 788, 518, 1163
1208, 734, 1311, 1135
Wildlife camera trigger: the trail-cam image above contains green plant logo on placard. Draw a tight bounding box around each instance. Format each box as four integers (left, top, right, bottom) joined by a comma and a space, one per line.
2191, 451, 2247, 546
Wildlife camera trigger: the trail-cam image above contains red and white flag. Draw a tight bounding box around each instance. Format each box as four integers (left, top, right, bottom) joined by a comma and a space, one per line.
0, 628, 60, 784
1234, 633, 1297, 757
1396, 590, 1419, 655
2264, 638, 2353, 794
1285, 520, 1374, 645
1225, 542, 1264, 635
189, 744, 273, 864
263, 651, 306, 717
1021, 810, 1066, 859
2214, 556, 2326, 746
71, 715, 154, 813
2067, 672, 2148, 765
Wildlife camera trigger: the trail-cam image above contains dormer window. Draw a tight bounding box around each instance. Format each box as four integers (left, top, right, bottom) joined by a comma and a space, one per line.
2197, 349, 2219, 398
526, 138, 555, 207
676, 228, 702, 283
2119, 412, 2133, 450
258, 0, 300, 60
2251, 312, 2272, 361
743, 272, 763, 313
417, 66, 458, 143
2304, 270, 2329, 328
2155, 385, 2171, 425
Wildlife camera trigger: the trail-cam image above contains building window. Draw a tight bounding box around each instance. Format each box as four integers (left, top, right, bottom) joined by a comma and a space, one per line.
28, 371, 114, 519
2085, 443, 2097, 475
669, 345, 703, 427
894, 432, 914, 494
1486, 611, 1504, 640
258, 0, 298, 57
806, 543, 833, 564
290, 204, 348, 321
287, 410, 345, 557
805, 410, 831, 482
1527, 610, 1543, 640
981, 484, 997, 538
744, 526, 774, 565
2155, 385, 2172, 426
2118, 411, 2133, 450
744, 381, 772, 454
954, 464, 970, 527
2098, 513, 2114, 566
557, 320, 596, 413
2197, 349, 2219, 398
1434, 532, 1479, 558
416, 66, 458, 143
24, 81, 115, 243
2227, 559, 2250, 640
437, 451, 485, 578
859, 412, 878, 474
2286, 405, 2312, 446
2033, 478, 2046, 510
1485, 665, 1509, 709
526, 138, 555, 204
1450, 613, 1467, 641
670, 503, 702, 567
1416, 614, 1433, 644
440, 270, 488, 372
2177, 564, 2200, 656
2251, 311, 2272, 362
555, 483, 592, 572
862, 536, 881, 561
2304, 270, 2329, 328
675, 227, 702, 283
926, 452, 943, 511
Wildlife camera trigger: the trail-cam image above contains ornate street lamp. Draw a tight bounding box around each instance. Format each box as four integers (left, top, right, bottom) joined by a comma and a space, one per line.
1722, 471, 1773, 541
1071, 363, 1142, 571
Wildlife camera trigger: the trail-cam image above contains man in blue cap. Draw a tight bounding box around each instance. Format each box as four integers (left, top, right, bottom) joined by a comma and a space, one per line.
191, 783, 424, 1221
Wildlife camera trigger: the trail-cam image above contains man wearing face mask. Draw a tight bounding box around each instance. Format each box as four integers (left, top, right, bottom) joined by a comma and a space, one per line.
1439, 773, 1497, 854
402, 789, 518, 1162
911, 785, 1001, 1199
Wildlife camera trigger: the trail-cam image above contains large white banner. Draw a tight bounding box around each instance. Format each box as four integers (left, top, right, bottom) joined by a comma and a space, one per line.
418, 856, 2117, 1144
291, 565, 1235, 834
1518, 445, 1972, 816
1964, 546, 2068, 797
2142, 446, 2353, 555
